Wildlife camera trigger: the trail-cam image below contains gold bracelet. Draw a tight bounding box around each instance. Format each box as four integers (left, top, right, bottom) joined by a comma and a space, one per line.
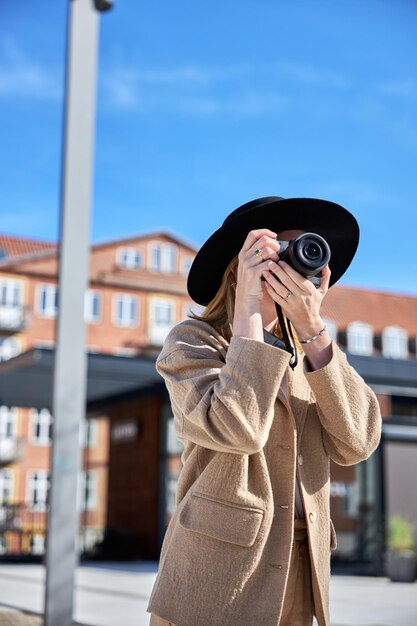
299, 326, 327, 344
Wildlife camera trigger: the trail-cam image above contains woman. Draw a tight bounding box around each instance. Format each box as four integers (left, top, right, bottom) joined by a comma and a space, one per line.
147, 196, 382, 626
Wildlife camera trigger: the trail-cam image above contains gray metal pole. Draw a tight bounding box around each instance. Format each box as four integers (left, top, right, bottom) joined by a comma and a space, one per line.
44, 1, 100, 624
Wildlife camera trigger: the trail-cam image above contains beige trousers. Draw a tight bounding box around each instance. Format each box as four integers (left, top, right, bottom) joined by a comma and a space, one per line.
279, 517, 315, 625
150, 518, 315, 626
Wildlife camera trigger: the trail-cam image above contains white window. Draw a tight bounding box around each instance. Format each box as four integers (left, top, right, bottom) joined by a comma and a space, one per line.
29, 408, 53, 446
30, 534, 45, 555
323, 318, 337, 342
37, 284, 58, 318
0, 278, 23, 307
0, 406, 17, 439
84, 291, 101, 323
149, 242, 177, 273
0, 469, 13, 504
27, 470, 50, 511
149, 298, 175, 345
0, 336, 20, 362
113, 294, 139, 327
117, 247, 142, 269
80, 418, 98, 449
347, 321, 373, 356
382, 326, 408, 359
182, 256, 194, 276
77, 471, 97, 511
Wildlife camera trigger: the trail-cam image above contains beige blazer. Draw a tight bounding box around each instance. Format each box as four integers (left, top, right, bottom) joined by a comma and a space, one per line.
147, 319, 381, 626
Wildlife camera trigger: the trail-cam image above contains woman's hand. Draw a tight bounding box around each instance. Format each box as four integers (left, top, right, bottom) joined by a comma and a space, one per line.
232, 229, 280, 341
235, 229, 281, 301
261, 260, 333, 370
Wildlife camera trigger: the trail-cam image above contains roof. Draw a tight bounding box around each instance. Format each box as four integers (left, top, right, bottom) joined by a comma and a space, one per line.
322, 285, 417, 334
0, 348, 164, 410
0, 230, 197, 271
1, 346, 415, 412
0, 234, 56, 260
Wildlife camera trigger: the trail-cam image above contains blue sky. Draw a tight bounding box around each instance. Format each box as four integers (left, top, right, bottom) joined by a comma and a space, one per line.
0, 0, 416, 295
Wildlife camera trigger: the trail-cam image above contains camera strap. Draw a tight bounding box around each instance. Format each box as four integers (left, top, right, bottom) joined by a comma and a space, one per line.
275, 303, 298, 370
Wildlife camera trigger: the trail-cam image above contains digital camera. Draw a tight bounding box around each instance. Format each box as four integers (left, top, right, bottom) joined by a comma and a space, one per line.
277, 232, 330, 287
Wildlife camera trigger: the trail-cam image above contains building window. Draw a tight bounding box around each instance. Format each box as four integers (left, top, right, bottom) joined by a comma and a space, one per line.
80, 418, 98, 449
0, 406, 17, 440
27, 470, 50, 511
0, 469, 13, 504
37, 284, 58, 318
149, 298, 175, 345
0, 336, 20, 362
182, 256, 194, 276
347, 321, 373, 356
84, 291, 101, 324
30, 534, 45, 555
117, 247, 142, 269
0, 278, 23, 307
149, 242, 177, 273
78, 471, 97, 511
113, 294, 138, 327
29, 408, 53, 446
382, 326, 408, 359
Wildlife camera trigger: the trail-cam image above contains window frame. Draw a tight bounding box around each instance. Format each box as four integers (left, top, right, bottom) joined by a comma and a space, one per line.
0, 278, 23, 307
29, 408, 53, 446
36, 283, 58, 318
84, 290, 102, 324
117, 247, 143, 270
0, 468, 13, 504
381, 326, 408, 359
112, 293, 139, 327
148, 242, 177, 274
0, 406, 17, 440
347, 321, 374, 356
26, 469, 50, 512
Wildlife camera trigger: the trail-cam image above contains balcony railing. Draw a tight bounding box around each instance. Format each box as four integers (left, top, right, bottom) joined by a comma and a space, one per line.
0, 437, 24, 467
0, 305, 28, 333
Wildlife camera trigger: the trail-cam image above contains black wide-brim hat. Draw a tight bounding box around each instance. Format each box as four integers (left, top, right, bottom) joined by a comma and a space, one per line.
187, 196, 359, 305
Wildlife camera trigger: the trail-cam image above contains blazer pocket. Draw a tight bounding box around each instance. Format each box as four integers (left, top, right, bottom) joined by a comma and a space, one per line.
330, 518, 337, 550
179, 492, 264, 547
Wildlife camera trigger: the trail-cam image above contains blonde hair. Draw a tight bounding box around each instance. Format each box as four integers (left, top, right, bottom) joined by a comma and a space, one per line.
190, 255, 302, 351
190, 256, 238, 342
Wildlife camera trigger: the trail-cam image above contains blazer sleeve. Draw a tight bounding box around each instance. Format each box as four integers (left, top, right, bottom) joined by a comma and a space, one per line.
304, 342, 382, 466
156, 322, 291, 454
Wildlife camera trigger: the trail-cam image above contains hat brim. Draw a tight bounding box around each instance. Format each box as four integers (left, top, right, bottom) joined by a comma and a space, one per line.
187, 197, 359, 305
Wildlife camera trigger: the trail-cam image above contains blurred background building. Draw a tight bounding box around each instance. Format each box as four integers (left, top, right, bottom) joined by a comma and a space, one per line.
0, 230, 416, 575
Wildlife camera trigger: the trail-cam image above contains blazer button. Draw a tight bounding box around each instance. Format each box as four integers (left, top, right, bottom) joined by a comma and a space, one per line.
298, 453, 303, 465
309, 511, 317, 523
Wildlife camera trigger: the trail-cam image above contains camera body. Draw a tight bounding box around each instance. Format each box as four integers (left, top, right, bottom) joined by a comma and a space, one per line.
277, 232, 331, 287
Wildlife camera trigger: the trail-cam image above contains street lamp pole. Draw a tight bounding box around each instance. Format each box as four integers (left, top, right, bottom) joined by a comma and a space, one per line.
44, 1, 111, 624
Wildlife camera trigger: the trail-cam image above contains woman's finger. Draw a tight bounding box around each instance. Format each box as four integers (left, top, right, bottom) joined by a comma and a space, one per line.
318, 265, 331, 294
241, 229, 278, 253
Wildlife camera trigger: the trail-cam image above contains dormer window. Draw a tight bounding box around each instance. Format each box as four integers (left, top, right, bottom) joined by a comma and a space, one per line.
347, 321, 373, 356
382, 326, 408, 359
182, 256, 194, 276
149, 242, 177, 273
117, 248, 142, 270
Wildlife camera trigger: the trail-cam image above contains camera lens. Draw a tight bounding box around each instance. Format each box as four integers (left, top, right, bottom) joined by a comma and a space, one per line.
304, 242, 321, 260
286, 232, 331, 277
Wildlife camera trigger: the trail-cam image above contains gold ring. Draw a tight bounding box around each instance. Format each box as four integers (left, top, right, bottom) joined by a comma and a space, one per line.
254, 249, 263, 260
285, 290, 292, 300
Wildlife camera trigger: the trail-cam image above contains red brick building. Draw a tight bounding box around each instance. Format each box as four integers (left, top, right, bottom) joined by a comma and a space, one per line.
0, 232, 416, 572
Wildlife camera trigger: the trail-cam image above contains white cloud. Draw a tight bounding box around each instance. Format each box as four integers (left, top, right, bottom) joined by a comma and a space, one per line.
275, 61, 350, 89
0, 38, 61, 101
376, 78, 417, 100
